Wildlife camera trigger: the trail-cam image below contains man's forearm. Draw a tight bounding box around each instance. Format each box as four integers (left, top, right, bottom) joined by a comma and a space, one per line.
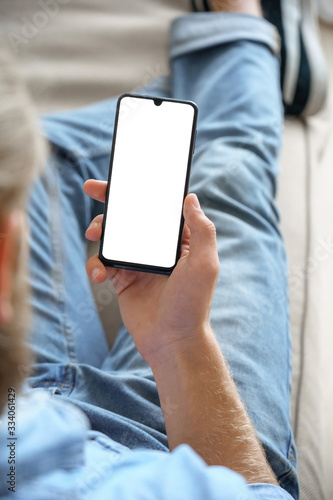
151, 326, 279, 486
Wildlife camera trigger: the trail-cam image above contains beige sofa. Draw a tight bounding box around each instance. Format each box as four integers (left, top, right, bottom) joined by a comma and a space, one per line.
1, 1, 332, 498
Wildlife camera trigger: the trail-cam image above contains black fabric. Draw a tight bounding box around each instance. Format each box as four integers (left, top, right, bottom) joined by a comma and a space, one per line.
261, 0, 286, 92
202, 0, 211, 11
190, 0, 211, 12
261, 0, 310, 116
285, 30, 311, 116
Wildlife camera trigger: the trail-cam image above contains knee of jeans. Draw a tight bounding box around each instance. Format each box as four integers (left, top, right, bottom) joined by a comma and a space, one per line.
192, 143, 280, 232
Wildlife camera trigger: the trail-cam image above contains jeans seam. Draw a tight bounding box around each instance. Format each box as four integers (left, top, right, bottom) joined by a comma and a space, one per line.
30, 364, 76, 392
48, 160, 78, 366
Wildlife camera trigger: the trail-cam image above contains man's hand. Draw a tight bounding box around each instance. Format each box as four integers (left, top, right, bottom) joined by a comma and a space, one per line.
84, 179, 219, 367
84, 180, 279, 487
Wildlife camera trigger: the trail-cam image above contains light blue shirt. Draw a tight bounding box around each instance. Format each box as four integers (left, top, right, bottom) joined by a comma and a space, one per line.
0, 388, 293, 499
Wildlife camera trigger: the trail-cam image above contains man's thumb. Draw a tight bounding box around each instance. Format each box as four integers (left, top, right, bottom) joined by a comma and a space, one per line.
183, 194, 218, 262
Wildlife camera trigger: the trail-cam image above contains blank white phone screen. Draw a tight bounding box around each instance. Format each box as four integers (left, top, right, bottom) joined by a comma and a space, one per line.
102, 96, 195, 269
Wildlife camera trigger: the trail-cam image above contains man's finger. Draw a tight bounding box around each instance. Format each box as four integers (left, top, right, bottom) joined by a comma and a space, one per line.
180, 222, 190, 258
85, 214, 104, 241
86, 253, 107, 283
83, 179, 107, 203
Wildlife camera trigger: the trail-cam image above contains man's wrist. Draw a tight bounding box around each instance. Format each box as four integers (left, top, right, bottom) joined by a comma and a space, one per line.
148, 323, 220, 377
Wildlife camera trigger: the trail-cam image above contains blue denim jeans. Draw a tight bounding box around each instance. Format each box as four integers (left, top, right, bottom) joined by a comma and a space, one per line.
26, 12, 298, 499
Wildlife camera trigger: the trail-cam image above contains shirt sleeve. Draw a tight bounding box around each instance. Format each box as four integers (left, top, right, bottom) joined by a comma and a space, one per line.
86, 442, 255, 500
248, 483, 295, 500
5, 422, 295, 500
80, 438, 295, 500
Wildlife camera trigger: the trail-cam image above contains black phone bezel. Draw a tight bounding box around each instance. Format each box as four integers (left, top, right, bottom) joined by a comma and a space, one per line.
99, 93, 199, 276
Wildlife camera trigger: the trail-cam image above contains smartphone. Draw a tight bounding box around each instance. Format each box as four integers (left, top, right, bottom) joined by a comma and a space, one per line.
99, 93, 198, 275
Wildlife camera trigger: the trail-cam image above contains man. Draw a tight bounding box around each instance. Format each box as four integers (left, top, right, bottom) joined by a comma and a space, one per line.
1, 0, 319, 497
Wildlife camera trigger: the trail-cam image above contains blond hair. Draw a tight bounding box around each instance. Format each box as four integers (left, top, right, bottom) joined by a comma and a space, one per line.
0, 47, 47, 411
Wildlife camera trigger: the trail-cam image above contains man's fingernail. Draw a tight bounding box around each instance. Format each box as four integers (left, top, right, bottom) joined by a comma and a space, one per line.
92, 268, 101, 281
192, 194, 200, 209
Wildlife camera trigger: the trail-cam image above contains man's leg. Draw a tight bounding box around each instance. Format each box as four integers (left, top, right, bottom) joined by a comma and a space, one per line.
26, 11, 298, 498
26, 99, 117, 376
103, 11, 298, 499
168, 11, 298, 498
27, 80, 172, 448
27, 75, 169, 372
